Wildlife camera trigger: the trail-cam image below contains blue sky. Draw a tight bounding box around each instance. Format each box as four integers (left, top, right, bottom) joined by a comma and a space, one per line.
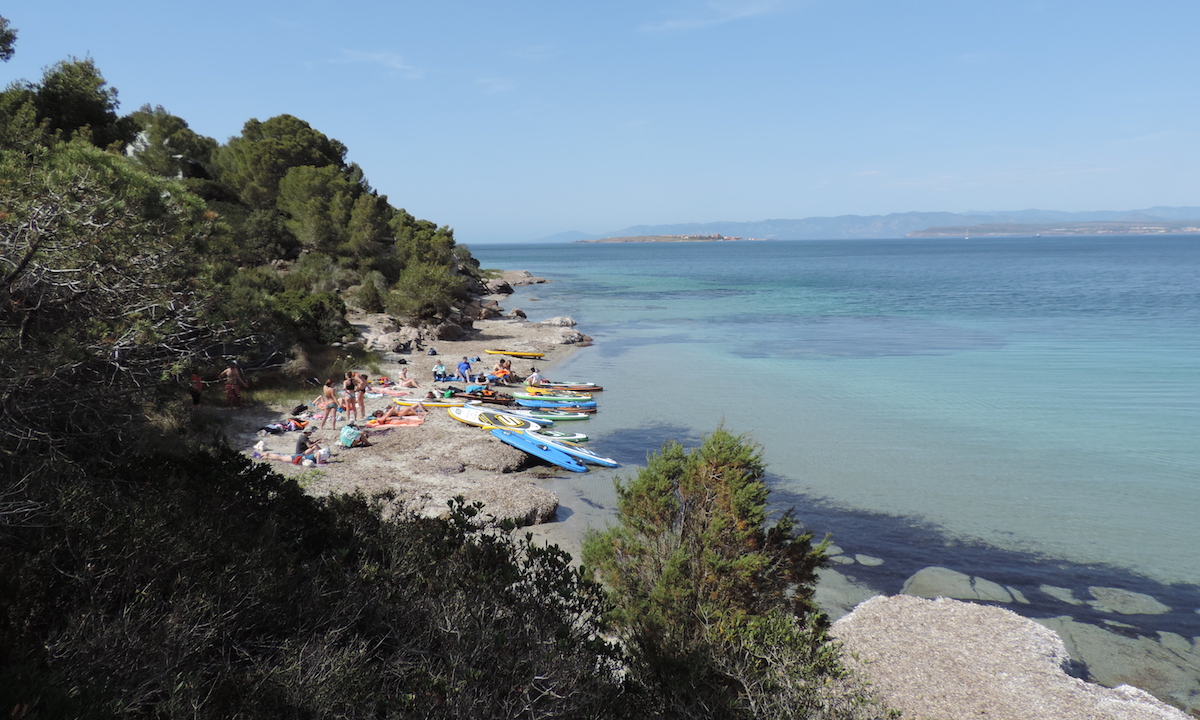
4, 1, 1198, 243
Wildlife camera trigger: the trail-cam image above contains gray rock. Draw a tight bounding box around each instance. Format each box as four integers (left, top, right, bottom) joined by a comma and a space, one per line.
1041, 584, 1084, 605
814, 567, 878, 621
834, 596, 1193, 720
1040, 614, 1200, 715
855, 554, 884, 566
1088, 586, 1172, 615
539, 316, 577, 327
902, 566, 1014, 603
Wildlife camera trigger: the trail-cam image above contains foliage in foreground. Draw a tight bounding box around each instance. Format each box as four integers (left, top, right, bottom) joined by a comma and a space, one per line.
584, 428, 885, 719
0, 448, 627, 719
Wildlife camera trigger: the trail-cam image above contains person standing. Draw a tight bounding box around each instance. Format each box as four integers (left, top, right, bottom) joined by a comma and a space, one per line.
188, 368, 204, 409
456, 356, 472, 383
219, 360, 248, 408
356, 373, 369, 416
320, 379, 340, 430
342, 372, 359, 422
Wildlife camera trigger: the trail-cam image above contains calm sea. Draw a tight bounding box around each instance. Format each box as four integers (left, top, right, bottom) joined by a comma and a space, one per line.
471, 236, 1200, 637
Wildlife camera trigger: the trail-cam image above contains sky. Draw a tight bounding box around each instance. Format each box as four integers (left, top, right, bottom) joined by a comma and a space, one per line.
4, 1, 1199, 243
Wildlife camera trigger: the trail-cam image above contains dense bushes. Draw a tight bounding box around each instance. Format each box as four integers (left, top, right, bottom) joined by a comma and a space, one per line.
0, 448, 629, 719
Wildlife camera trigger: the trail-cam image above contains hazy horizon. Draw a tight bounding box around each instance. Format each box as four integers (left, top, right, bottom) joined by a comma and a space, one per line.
5, 2, 1199, 244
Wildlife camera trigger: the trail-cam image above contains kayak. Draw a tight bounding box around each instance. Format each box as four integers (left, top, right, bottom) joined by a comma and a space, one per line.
453, 389, 515, 405
512, 390, 593, 402
524, 431, 619, 467
515, 397, 597, 410
448, 405, 544, 430
491, 428, 587, 473
395, 396, 467, 408
502, 408, 592, 422
484, 349, 546, 358
538, 381, 603, 392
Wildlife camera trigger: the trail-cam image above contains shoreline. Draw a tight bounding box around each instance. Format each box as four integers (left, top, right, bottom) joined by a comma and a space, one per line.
223, 277, 595, 527
219, 269, 1197, 718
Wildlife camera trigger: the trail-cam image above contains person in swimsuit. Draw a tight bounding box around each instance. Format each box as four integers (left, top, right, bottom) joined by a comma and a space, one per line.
356, 373, 369, 416
396, 367, 423, 389
320, 379, 340, 430
219, 360, 247, 407
342, 372, 359, 422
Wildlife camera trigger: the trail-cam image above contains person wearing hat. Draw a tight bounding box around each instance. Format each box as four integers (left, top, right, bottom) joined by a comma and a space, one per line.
251, 429, 321, 464
525, 367, 545, 386
295, 428, 320, 461
339, 421, 372, 448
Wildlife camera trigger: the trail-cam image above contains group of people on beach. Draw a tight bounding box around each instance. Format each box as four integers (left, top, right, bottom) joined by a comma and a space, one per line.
240, 353, 546, 468
188, 360, 250, 409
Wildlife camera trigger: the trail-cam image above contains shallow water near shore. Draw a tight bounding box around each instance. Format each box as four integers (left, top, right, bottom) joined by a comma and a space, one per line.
474, 236, 1200, 706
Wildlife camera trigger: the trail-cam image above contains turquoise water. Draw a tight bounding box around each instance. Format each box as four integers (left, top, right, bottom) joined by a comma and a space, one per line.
472, 236, 1200, 610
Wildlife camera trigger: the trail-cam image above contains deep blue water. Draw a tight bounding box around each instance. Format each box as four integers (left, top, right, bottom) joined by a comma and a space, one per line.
471, 236, 1200, 642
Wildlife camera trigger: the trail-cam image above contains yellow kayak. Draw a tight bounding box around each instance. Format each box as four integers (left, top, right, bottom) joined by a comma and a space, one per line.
484, 349, 545, 358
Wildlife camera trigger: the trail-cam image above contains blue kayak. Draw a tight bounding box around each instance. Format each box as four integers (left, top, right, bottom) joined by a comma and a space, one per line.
515, 397, 597, 409
491, 428, 588, 473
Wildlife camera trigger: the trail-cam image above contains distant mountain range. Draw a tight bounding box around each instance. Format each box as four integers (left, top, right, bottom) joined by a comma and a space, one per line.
536, 206, 1200, 242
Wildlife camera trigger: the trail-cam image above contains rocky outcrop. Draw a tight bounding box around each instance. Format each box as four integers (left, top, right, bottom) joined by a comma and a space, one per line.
499, 270, 549, 287
832, 595, 1190, 720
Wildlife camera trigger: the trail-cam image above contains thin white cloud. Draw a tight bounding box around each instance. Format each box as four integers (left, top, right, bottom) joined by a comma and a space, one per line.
335, 50, 423, 79
640, 0, 789, 32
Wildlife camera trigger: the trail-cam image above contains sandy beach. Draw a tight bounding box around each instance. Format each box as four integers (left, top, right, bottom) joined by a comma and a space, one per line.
215, 280, 594, 539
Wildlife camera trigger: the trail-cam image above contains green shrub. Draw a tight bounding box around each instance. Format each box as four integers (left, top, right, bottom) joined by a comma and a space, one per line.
583, 427, 885, 719
386, 261, 467, 324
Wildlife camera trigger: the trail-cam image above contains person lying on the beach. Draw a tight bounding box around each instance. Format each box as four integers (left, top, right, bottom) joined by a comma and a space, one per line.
371, 403, 427, 421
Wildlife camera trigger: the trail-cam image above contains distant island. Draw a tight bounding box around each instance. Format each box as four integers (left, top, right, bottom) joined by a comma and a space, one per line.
576, 233, 769, 243
539, 206, 1200, 243
910, 221, 1200, 237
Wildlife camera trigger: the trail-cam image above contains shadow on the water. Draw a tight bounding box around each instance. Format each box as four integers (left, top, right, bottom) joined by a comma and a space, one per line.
558, 421, 1200, 643
767, 479, 1200, 640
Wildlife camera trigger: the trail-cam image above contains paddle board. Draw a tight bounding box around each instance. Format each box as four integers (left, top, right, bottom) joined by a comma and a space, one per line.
525, 432, 618, 467
524, 427, 590, 443
491, 428, 587, 473
448, 405, 543, 430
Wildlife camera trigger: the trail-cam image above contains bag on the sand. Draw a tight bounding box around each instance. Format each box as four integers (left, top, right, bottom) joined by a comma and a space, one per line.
291, 404, 308, 416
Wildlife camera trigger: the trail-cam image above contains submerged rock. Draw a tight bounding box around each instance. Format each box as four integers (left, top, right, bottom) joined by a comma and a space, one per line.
1088, 586, 1172, 615
902, 565, 1014, 603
